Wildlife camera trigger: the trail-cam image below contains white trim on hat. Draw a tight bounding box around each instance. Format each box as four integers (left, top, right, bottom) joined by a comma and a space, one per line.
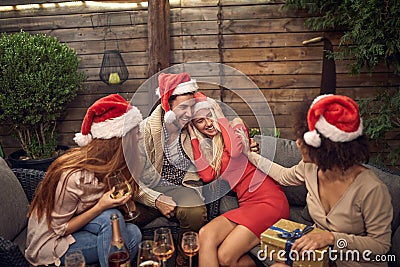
74, 106, 142, 146
193, 99, 212, 115
155, 79, 198, 98
315, 115, 363, 143
91, 106, 142, 139
173, 79, 198, 95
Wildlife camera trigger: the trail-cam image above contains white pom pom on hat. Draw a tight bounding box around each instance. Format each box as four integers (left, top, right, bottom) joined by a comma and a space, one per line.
303, 130, 321, 148
73, 94, 143, 146
73, 133, 93, 147
304, 94, 363, 148
155, 72, 198, 123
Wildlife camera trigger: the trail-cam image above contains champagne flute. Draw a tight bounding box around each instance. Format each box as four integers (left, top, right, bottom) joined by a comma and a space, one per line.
153, 228, 175, 267
181, 231, 199, 267
108, 171, 140, 222
137, 240, 159, 267
64, 250, 85, 267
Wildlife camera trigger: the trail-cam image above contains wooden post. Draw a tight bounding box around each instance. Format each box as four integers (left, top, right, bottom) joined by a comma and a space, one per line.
147, 0, 170, 111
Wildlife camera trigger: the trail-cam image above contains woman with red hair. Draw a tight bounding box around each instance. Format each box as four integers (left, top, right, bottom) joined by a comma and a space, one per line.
25, 94, 143, 267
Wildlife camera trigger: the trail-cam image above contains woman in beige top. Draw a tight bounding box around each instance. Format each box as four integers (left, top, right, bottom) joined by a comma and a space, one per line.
246, 95, 393, 267
25, 94, 143, 267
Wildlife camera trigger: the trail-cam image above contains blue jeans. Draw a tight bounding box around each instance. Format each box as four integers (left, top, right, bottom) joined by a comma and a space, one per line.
60, 209, 142, 267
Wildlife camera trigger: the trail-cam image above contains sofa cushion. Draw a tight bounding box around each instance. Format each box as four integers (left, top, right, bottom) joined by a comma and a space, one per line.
255, 135, 301, 168
366, 164, 400, 233
255, 136, 307, 207
282, 185, 307, 207
0, 236, 29, 267
389, 226, 400, 267
12, 228, 27, 252
0, 158, 29, 241
219, 195, 239, 214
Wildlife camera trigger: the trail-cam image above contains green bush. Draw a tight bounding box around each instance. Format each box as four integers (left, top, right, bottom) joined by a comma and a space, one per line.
358, 89, 400, 166
0, 31, 86, 159
285, 0, 400, 168
284, 0, 400, 74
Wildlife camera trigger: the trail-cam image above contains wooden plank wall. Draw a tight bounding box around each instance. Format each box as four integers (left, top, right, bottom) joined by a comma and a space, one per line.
1, 0, 399, 167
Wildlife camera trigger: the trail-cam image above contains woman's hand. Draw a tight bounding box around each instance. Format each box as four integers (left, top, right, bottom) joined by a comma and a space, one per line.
155, 194, 177, 218
187, 123, 197, 140
291, 232, 335, 252
64, 188, 132, 236
249, 137, 260, 153
96, 187, 131, 211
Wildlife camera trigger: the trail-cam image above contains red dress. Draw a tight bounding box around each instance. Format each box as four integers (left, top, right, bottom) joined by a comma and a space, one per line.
191, 118, 289, 237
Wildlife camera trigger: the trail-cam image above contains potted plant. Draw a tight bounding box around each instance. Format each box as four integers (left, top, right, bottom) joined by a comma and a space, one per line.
0, 30, 86, 170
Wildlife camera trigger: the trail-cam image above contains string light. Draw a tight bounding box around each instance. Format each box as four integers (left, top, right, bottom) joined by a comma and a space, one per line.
0, 1, 147, 12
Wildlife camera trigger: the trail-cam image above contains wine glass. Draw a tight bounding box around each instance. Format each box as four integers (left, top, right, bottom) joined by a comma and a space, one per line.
64, 250, 85, 267
181, 231, 199, 267
108, 171, 140, 222
137, 240, 159, 267
153, 228, 175, 267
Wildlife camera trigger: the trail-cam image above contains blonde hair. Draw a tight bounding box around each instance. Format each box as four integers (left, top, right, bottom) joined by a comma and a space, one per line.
191, 109, 224, 176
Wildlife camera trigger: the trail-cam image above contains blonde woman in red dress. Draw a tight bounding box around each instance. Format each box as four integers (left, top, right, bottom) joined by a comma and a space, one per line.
188, 92, 289, 267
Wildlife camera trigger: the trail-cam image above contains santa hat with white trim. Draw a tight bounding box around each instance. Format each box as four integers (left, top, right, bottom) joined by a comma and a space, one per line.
73, 94, 142, 147
156, 72, 198, 123
193, 91, 212, 115
192, 91, 222, 133
303, 94, 363, 148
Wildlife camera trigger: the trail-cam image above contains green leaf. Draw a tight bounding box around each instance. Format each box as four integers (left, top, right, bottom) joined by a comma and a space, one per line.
0, 30, 87, 159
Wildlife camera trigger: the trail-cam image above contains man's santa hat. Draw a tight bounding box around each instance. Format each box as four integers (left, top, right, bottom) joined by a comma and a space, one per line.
156, 72, 198, 123
303, 94, 363, 148
73, 94, 142, 147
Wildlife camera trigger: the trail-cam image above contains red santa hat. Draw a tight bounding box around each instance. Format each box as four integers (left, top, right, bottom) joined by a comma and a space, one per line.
192, 91, 222, 133
303, 94, 363, 148
156, 72, 198, 123
193, 91, 212, 115
73, 94, 142, 147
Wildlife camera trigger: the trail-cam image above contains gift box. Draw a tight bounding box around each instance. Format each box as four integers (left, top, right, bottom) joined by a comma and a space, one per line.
260, 219, 329, 267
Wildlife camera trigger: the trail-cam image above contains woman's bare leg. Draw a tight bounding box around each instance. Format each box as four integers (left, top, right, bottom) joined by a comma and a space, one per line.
218, 225, 260, 267
198, 216, 236, 267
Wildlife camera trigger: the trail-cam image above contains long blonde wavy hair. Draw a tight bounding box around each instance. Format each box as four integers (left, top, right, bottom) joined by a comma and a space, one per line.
191, 108, 224, 177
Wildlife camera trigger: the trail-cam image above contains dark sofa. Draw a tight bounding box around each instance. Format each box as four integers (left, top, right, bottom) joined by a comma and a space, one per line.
0, 157, 43, 267
1, 136, 399, 266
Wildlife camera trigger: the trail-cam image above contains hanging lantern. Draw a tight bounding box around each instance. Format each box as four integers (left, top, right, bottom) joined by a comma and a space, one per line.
99, 50, 129, 85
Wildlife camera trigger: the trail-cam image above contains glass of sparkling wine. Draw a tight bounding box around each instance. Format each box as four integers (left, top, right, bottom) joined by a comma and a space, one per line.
64, 250, 85, 267
137, 240, 159, 267
108, 171, 140, 222
181, 231, 199, 267
153, 228, 175, 267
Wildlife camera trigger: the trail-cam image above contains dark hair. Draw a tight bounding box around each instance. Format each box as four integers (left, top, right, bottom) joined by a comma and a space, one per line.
294, 102, 370, 172
168, 92, 195, 107
149, 92, 195, 114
